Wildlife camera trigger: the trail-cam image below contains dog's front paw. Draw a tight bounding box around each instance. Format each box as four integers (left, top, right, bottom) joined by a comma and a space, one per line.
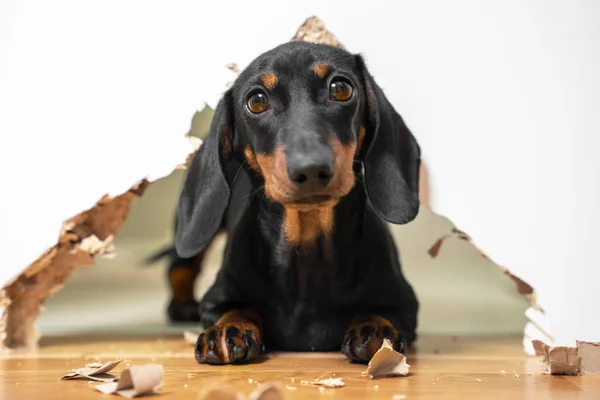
195, 323, 264, 365
341, 316, 405, 364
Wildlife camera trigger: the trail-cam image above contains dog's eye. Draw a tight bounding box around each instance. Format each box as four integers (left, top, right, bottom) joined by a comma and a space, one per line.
329, 78, 353, 101
246, 91, 269, 114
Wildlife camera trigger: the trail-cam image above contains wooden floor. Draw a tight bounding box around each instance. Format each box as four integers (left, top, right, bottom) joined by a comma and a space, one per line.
1, 334, 599, 400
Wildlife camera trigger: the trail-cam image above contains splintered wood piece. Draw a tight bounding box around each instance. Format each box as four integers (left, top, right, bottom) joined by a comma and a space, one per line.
94, 364, 164, 398
60, 359, 123, 382
365, 339, 410, 379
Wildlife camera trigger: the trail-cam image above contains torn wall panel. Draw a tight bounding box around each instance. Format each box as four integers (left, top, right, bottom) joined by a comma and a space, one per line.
426, 222, 547, 353
0, 147, 198, 351
0, 182, 153, 351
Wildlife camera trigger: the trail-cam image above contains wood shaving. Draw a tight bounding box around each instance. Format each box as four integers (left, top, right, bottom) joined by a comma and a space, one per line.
310, 377, 345, 388
226, 63, 240, 74
60, 359, 123, 382
365, 339, 410, 379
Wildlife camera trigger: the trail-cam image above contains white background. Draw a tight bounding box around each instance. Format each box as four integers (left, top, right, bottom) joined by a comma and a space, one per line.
1, 0, 599, 345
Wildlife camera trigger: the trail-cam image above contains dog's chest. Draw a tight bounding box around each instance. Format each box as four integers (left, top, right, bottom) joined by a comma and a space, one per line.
263, 247, 359, 351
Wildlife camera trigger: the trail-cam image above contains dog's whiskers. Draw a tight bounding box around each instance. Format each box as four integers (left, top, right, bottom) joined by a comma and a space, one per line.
231, 158, 248, 186
241, 184, 265, 200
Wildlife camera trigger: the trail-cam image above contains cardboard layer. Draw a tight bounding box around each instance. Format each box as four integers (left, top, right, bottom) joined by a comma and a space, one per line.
365, 339, 410, 379
61, 359, 123, 382
537, 342, 580, 376
577, 341, 600, 375
94, 364, 164, 398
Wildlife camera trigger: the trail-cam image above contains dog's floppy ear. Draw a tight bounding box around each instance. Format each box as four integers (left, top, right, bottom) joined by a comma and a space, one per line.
175, 90, 235, 258
356, 55, 421, 225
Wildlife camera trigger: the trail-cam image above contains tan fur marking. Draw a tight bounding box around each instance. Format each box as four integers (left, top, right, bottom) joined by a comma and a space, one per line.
329, 136, 357, 196
215, 309, 262, 364
219, 331, 231, 363
261, 73, 278, 89
356, 126, 366, 156
248, 146, 294, 203
245, 146, 295, 203
168, 262, 201, 303
247, 141, 357, 205
284, 207, 335, 246
313, 63, 330, 79
244, 146, 261, 173
281, 137, 357, 246
244, 138, 359, 247
216, 309, 263, 332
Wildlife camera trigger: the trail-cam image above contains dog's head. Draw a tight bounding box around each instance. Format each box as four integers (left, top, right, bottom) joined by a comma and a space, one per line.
175, 41, 420, 257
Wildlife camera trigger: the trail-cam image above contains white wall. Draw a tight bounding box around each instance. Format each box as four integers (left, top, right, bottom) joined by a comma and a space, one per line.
2, 0, 599, 344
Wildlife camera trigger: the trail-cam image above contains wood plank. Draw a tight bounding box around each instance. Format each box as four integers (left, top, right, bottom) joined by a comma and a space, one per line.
1, 334, 599, 399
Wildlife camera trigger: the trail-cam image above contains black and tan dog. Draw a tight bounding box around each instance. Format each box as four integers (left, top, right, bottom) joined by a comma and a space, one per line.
155, 40, 422, 365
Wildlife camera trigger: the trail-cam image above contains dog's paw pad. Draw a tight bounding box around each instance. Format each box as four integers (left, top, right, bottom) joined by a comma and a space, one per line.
195, 324, 263, 365
341, 320, 405, 363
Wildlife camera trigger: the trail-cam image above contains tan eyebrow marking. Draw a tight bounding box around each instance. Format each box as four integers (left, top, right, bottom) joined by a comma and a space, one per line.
313, 63, 330, 79
260, 73, 278, 89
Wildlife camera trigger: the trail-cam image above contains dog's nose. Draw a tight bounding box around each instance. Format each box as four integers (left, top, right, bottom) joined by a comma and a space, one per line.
287, 155, 334, 189
289, 163, 333, 186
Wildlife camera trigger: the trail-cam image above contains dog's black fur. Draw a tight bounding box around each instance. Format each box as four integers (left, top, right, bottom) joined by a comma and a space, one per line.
162, 41, 421, 365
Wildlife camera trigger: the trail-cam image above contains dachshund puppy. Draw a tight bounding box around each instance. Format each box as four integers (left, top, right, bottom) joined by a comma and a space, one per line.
175, 40, 421, 365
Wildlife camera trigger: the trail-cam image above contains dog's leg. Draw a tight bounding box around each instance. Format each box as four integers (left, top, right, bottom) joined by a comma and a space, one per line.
167, 252, 204, 322
341, 315, 406, 363
195, 309, 264, 365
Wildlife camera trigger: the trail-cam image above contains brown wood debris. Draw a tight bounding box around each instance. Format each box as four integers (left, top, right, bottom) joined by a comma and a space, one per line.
291, 16, 344, 49
1, 180, 150, 352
